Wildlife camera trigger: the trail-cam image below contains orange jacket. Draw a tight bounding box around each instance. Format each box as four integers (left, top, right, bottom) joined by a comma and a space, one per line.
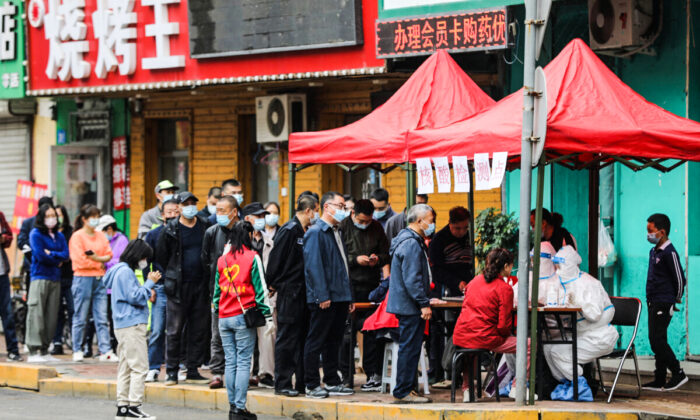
69, 228, 112, 277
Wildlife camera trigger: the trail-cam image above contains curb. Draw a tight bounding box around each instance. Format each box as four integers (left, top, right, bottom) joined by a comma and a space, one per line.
0, 362, 58, 390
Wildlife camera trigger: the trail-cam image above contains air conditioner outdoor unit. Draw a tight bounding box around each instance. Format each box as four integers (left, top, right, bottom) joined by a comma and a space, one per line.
588, 0, 654, 51
255, 94, 307, 143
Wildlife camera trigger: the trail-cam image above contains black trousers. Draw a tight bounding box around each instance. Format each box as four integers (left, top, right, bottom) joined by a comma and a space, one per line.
166, 282, 209, 374
648, 302, 681, 379
303, 302, 349, 390
339, 309, 383, 379
274, 307, 310, 392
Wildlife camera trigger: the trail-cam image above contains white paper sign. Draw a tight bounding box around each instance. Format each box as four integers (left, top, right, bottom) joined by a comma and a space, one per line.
452, 156, 470, 193
473, 153, 491, 191
415, 158, 434, 194
432, 157, 451, 193
489, 152, 508, 189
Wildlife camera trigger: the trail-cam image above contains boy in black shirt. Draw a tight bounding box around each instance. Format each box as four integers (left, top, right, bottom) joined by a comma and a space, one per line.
643, 213, 687, 391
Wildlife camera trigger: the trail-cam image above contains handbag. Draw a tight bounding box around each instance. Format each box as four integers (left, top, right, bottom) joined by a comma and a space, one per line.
226, 254, 267, 329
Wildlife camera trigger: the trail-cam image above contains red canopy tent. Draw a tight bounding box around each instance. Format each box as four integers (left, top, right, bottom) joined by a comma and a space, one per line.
288, 49, 495, 164
408, 38, 700, 171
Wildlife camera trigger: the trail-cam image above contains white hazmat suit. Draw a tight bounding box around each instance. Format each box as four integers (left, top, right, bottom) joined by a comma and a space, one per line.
543, 246, 619, 382
513, 241, 558, 308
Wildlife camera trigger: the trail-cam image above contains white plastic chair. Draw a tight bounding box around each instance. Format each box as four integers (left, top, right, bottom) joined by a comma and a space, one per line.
380, 341, 430, 395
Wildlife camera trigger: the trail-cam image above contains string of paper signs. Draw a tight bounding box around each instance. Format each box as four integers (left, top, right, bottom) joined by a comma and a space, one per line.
415, 152, 508, 194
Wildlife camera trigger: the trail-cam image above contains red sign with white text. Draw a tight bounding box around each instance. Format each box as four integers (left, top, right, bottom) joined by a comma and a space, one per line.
12, 180, 49, 234
111, 136, 130, 211
26, 0, 383, 92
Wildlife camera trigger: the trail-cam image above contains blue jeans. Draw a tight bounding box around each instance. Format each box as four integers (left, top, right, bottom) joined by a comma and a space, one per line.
219, 314, 256, 410
0, 274, 19, 355
394, 314, 425, 399
71, 276, 111, 354
148, 285, 167, 370
53, 277, 74, 345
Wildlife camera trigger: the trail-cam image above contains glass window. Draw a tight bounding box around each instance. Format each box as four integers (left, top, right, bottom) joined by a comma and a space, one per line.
158, 119, 190, 191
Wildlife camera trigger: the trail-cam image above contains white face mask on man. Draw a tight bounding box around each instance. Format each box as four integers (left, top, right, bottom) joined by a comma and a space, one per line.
138, 259, 148, 270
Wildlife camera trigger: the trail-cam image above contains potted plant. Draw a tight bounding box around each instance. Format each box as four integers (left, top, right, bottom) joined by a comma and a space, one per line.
474, 207, 519, 272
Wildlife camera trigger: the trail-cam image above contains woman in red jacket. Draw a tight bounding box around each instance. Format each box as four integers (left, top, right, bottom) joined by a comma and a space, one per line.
453, 248, 527, 401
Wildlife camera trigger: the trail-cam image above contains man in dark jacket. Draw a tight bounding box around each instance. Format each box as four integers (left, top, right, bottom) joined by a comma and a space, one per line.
200, 195, 239, 389
155, 191, 211, 386
369, 188, 396, 228
387, 203, 434, 404
302, 191, 354, 399
267, 194, 318, 397
197, 186, 222, 219
339, 199, 389, 391
384, 194, 429, 243
0, 210, 21, 361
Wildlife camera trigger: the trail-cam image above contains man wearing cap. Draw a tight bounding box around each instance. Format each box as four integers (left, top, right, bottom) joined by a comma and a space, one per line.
155, 192, 211, 386
242, 202, 269, 257
138, 180, 179, 239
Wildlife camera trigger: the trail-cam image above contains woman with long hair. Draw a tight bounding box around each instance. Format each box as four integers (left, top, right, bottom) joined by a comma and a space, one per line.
50, 205, 74, 355
69, 204, 116, 362
26, 204, 69, 362
213, 221, 271, 420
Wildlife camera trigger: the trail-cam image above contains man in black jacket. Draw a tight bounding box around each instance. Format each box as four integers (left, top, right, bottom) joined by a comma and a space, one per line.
339, 199, 390, 391
266, 194, 318, 397
200, 195, 239, 389
155, 191, 211, 386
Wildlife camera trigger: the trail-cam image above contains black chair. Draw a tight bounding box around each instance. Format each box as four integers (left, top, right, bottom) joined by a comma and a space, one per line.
595, 296, 642, 403
450, 348, 500, 403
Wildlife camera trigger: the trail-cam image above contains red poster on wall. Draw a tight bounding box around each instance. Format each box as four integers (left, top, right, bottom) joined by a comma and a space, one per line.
12, 180, 49, 234
112, 136, 130, 211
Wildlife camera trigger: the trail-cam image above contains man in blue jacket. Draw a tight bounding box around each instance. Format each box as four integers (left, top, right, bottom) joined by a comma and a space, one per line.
387, 204, 435, 404
302, 191, 355, 399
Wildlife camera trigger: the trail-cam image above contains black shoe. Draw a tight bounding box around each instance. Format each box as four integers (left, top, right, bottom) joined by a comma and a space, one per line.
50, 345, 64, 355
6, 352, 22, 362
128, 405, 155, 419
274, 388, 300, 397
324, 384, 354, 396
642, 378, 666, 391
164, 373, 178, 386
230, 407, 257, 420
185, 371, 209, 384
361, 379, 381, 392
664, 371, 689, 391
115, 405, 129, 419
305, 386, 329, 399
258, 373, 274, 388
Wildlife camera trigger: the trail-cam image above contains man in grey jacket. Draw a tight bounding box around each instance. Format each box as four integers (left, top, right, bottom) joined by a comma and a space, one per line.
138, 180, 179, 238
387, 204, 434, 404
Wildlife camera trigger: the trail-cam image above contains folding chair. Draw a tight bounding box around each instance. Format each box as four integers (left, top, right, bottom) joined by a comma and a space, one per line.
595, 296, 642, 403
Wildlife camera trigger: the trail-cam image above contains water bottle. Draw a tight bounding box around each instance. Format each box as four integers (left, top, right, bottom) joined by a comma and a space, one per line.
546, 284, 558, 307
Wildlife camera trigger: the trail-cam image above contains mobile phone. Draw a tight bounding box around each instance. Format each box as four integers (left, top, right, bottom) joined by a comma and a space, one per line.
85, 250, 94, 256
370, 255, 378, 261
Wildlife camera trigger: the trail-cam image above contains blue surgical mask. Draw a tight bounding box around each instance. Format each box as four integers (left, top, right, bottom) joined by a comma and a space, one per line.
233, 194, 244, 205
332, 209, 348, 223
253, 218, 266, 231
647, 232, 660, 244
106, 234, 114, 241
207, 204, 217, 215
216, 214, 231, 227
265, 214, 279, 227
423, 221, 435, 236
373, 209, 387, 220
354, 222, 369, 230
182, 205, 198, 219
311, 212, 320, 224
162, 194, 174, 202
88, 218, 100, 228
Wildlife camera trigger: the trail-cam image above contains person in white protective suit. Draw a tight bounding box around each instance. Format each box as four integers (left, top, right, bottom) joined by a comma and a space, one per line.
543, 246, 619, 382
512, 242, 558, 308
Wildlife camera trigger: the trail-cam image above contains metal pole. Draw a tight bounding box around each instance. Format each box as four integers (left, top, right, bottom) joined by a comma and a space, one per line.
289, 162, 296, 220
515, 0, 538, 405
406, 162, 416, 209
468, 162, 476, 278
528, 157, 545, 404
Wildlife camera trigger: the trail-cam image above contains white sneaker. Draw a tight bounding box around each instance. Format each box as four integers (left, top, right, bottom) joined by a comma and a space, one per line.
72, 351, 84, 362
27, 354, 46, 363
98, 350, 119, 362
463, 390, 471, 402
145, 369, 159, 383
43, 355, 60, 363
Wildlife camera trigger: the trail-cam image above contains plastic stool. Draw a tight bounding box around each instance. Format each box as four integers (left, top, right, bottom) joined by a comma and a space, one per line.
380, 341, 430, 395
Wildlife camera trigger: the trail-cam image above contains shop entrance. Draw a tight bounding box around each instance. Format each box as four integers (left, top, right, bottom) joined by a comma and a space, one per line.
238, 114, 281, 205
50, 144, 109, 220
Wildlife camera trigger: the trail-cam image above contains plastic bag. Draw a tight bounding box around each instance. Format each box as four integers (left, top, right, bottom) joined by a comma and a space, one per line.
598, 222, 616, 268
550, 376, 594, 402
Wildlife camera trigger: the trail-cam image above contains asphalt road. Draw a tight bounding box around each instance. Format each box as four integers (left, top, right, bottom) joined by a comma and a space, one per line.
0, 387, 287, 420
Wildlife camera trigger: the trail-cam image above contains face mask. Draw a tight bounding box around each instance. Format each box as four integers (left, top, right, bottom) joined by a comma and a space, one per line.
253, 218, 266, 231
165, 216, 177, 224
332, 209, 348, 223
207, 204, 217, 215
45, 217, 58, 229
311, 211, 320, 225
138, 259, 148, 270
182, 205, 198, 219
647, 232, 660, 244
354, 222, 369, 230
162, 194, 174, 203
88, 218, 100, 228
106, 234, 114, 241
233, 194, 244, 205
373, 209, 387, 220
217, 214, 231, 227
422, 220, 435, 236
265, 214, 279, 227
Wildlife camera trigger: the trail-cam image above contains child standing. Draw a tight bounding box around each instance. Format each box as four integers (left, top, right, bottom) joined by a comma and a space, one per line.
104, 239, 161, 419
643, 213, 687, 391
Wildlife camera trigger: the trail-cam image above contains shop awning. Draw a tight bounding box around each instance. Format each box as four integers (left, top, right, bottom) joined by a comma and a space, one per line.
408, 38, 700, 170
288, 49, 495, 164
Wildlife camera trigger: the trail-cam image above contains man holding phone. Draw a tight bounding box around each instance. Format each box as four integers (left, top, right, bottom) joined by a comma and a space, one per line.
339, 199, 390, 391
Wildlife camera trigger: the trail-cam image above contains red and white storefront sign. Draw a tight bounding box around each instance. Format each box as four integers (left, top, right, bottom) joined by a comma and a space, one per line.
26, 0, 385, 95
111, 136, 130, 210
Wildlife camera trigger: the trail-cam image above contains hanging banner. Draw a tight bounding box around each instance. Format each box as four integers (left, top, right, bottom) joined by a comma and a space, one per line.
432, 157, 451, 193
452, 156, 470, 193
473, 153, 491, 191
111, 136, 130, 211
0, 0, 25, 98
11, 180, 49, 234
489, 151, 508, 188
415, 157, 434, 194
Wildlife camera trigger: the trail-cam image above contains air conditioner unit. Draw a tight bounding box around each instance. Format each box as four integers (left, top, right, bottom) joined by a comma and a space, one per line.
588, 0, 654, 51
255, 94, 307, 143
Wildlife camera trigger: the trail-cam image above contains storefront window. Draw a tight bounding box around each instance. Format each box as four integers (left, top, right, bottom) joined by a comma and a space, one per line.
157, 119, 190, 191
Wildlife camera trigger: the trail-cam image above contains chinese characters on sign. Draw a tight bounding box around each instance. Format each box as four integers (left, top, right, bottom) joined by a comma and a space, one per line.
416, 158, 435, 195
473, 153, 491, 191
432, 157, 451, 193
489, 151, 508, 189
93, 0, 138, 78
111, 136, 131, 210
12, 180, 49, 234
0, 1, 17, 61
376, 7, 508, 59
416, 153, 507, 194
452, 156, 470, 193
0, 0, 23, 97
